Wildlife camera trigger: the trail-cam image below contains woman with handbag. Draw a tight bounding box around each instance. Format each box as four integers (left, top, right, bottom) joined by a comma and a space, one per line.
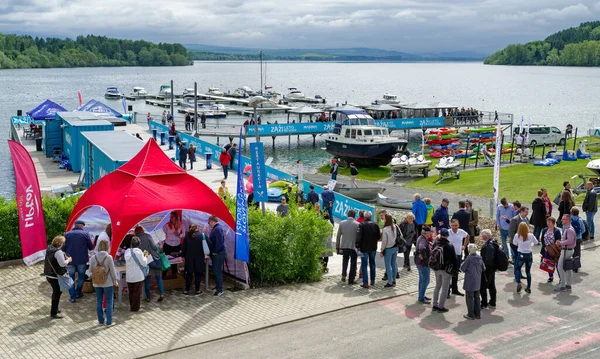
90, 240, 118, 326
125, 237, 151, 312
44, 236, 72, 319
540, 217, 562, 283
182, 224, 206, 296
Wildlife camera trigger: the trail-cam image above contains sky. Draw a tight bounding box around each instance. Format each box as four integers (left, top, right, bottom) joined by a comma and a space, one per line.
1, 0, 599, 53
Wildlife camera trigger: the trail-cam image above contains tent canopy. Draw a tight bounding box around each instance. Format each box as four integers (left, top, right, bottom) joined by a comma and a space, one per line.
65, 140, 236, 256
365, 104, 399, 111
428, 101, 457, 109
288, 106, 324, 115
26, 100, 67, 121
77, 99, 123, 118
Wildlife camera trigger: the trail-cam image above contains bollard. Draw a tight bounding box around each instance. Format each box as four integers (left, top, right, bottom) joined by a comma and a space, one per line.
160, 132, 166, 145
152, 129, 158, 141
206, 152, 212, 169
168, 135, 174, 150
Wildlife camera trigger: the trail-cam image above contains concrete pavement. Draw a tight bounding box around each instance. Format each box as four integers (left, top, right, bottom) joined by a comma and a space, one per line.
150, 244, 600, 359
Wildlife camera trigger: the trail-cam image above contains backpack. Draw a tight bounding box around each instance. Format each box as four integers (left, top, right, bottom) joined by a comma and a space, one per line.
394, 225, 405, 251
571, 217, 582, 236
92, 255, 108, 285
428, 245, 444, 271
494, 247, 509, 271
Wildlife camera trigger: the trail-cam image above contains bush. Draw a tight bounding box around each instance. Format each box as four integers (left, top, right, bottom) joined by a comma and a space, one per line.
0, 195, 79, 262
223, 196, 331, 285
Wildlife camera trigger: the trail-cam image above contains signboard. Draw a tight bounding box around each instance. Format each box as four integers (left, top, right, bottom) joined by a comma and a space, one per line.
301, 181, 374, 221
250, 142, 268, 202
245, 117, 445, 136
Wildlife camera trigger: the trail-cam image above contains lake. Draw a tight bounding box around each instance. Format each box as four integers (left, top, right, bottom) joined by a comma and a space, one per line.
1, 61, 599, 197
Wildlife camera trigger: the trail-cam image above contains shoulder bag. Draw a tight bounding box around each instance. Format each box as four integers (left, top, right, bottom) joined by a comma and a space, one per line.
130, 248, 149, 276
562, 249, 581, 271
48, 256, 74, 292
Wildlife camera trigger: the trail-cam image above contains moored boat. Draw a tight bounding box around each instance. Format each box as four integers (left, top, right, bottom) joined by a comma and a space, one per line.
104, 87, 121, 99
376, 193, 413, 209
335, 187, 385, 201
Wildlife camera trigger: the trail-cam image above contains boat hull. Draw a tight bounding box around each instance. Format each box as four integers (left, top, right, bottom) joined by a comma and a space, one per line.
325, 141, 404, 166
376, 193, 412, 209
335, 187, 384, 201
104, 94, 121, 99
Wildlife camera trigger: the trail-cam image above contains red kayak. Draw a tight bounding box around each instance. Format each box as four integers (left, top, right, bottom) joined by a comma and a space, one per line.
428, 127, 458, 135
427, 139, 461, 145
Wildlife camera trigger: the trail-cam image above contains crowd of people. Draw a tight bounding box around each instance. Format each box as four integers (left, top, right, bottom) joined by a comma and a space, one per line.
333, 188, 591, 319
448, 107, 482, 125
43, 212, 228, 325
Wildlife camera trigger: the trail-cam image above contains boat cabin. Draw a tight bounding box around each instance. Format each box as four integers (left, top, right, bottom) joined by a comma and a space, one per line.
383, 94, 398, 102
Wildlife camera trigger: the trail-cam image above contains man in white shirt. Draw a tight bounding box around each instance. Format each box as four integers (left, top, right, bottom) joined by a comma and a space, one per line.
448, 219, 469, 297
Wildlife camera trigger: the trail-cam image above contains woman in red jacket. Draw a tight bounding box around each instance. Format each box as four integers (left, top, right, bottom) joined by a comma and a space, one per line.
219, 149, 231, 180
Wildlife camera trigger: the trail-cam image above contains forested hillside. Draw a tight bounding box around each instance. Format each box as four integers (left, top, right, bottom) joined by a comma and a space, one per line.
0, 34, 191, 69
484, 21, 600, 66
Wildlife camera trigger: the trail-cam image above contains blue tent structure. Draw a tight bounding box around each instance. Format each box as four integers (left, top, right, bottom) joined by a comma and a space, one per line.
26, 99, 67, 121
77, 99, 123, 118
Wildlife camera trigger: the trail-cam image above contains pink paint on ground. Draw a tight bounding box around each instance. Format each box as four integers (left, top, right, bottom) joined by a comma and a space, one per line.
586, 290, 600, 298
434, 331, 492, 359
524, 332, 600, 359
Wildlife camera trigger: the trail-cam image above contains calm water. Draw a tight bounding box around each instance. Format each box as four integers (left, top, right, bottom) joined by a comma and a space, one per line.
1, 62, 600, 196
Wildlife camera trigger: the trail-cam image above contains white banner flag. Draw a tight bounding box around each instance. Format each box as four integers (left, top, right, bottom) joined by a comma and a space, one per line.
493, 119, 502, 208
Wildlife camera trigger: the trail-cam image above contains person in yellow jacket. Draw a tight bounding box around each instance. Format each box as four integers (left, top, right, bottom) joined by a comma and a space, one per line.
424, 198, 434, 227
217, 180, 229, 200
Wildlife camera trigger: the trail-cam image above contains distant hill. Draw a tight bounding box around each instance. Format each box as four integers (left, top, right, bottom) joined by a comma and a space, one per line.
485, 21, 600, 66
185, 44, 486, 62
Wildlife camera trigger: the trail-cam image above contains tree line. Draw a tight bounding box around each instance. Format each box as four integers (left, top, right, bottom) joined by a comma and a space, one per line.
484, 21, 600, 66
0, 34, 192, 69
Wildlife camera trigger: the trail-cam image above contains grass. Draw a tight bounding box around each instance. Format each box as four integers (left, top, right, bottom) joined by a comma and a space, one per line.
405, 157, 593, 204
317, 165, 391, 181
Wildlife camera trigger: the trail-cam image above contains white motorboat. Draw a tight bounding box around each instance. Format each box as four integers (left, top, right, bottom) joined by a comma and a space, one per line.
286, 87, 305, 100
207, 87, 224, 96
373, 93, 401, 105
104, 87, 121, 99
132, 87, 147, 96
435, 156, 462, 170
390, 154, 431, 170
158, 84, 172, 97
183, 88, 200, 97
587, 159, 600, 176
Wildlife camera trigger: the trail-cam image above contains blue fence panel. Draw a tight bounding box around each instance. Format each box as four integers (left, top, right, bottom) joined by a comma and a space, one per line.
374, 117, 445, 129
301, 181, 374, 221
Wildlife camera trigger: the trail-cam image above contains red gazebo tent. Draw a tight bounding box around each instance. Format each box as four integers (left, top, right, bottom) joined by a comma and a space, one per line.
65, 139, 235, 256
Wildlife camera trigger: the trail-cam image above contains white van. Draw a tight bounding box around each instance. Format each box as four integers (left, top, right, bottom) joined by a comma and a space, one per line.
514, 125, 566, 146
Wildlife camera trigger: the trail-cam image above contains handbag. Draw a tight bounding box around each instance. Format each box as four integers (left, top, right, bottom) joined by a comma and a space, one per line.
202, 233, 210, 256
474, 226, 480, 236
130, 248, 149, 276
158, 252, 171, 271
563, 254, 581, 271
48, 257, 74, 292
539, 258, 555, 274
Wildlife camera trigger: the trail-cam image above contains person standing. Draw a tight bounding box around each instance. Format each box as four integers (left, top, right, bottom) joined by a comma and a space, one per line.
582, 182, 597, 240
64, 220, 94, 303
330, 159, 339, 180
297, 160, 304, 183
188, 144, 196, 170
146, 112, 152, 130
448, 219, 469, 297
381, 214, 398, 288
451, 200, 470, 234
336, 210, 359, 284
90, 240, 118, 326
219, 149, 231, 180
356, 211, 380, 289
207, 215, 227, 296
307, 185, 319, 206
125, 236, 150, 312
531, 190, 547, 239
424, 198, 434, 228
412, 193, 427, 235
569, 207, 585, 272
415, 226, 433, 304
558, 191, 574, 222
496, 198, 514, 260
185, 112, 191, 131
161, 110, 167, 125
540, 217, 562, 283
399, 213, 418, 271
349, 163, 359, 188
508, 206, 529, 266
432, 229, 458, 313
218, 180, 229, 200
465, 200, 478, 241
182, 224, 206, 296
228, 144, 237, 170
95, 223, 112, 254
137, 226, 164, 303
555, 214, 576, 292
541, 188, 553, 218
513, 222, 539, 293
162, 211, 185, 277
479, 229, 498, 309
432, 198, 450, 233
276, 197, 289, 217
44, 236, 71, 319
321, 185, 335, 225
461, 244, 485, 320
201, 112, 207, 129
179, 142, 188, 170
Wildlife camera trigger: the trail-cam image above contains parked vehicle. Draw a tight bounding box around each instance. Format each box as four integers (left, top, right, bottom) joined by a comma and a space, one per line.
514, 125, 566, 146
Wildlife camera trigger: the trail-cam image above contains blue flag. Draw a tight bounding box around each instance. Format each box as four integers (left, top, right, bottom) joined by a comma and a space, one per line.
234, 128, 250, 263
122, 97, 128, 114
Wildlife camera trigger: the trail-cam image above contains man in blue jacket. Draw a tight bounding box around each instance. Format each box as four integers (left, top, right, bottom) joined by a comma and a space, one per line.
321, 185, 335, 224
64, 220, 94, 303
207, 215, 227, 297
412, 193, 427, 235
432, 198, 450, 233
307, 185, 319, 206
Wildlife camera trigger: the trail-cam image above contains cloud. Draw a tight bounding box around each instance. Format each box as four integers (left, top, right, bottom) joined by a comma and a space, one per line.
0, 0, 598, 52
